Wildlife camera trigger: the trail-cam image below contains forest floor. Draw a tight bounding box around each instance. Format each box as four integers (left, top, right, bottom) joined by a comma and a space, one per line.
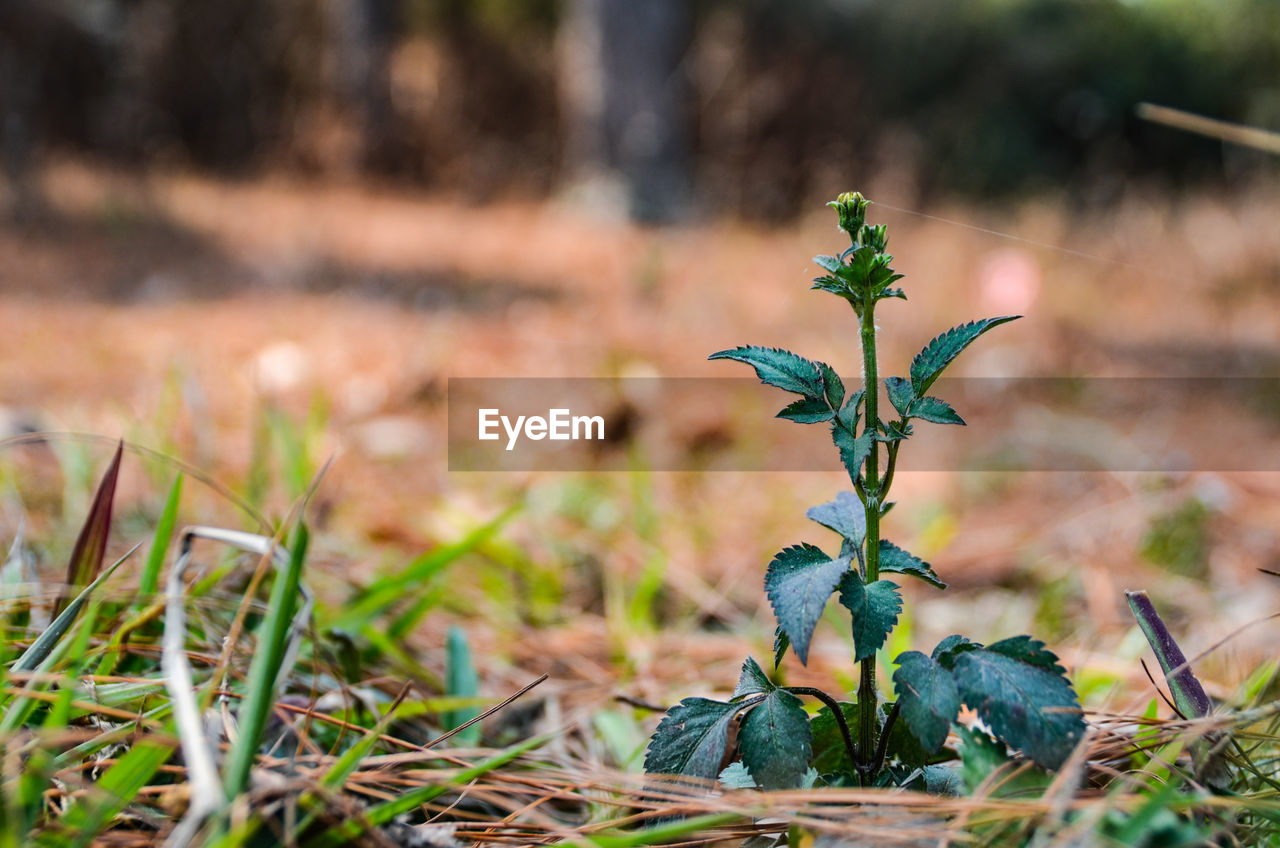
2, 156, 1279, 729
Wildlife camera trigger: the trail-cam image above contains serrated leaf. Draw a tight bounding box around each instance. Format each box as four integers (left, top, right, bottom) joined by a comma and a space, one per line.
710, 346, 825, 398
644, 698, 743, 780
734, 657, 775, 698
907, 396, 966, 425
909, 316, 1020, 396
806, 491, 866, 547
809, 701, 859, 778
764, 545, 850, 665
877, 540, 946, 589
819, 363, 845, 410
812, 276, 857, 302
836, 390, 863, 432
832, 428, 873, 481
739, 689, 812, 789
719, 761, 757, 789
838, 575, 902, 662
885, 377, 913, 418
813, 254, 843, 274
772, 626, 790, 668
777, 397, 834, 423
953, 648, 1084, 770
932, 634, 979, 670
880, 287, 907, 301
892, 652, 960, 753
875, 419, 912, 442
986, 636, 1067, 676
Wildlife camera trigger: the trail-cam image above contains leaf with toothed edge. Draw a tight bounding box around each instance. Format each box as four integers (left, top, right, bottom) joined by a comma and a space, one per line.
892, 651, 960, 753
953, 648, 1084, 770
806, 491, 866, 547
772, 627, 790, 668
909, 316, 1020, 396
734, 657, 775, 698
709, 347, 825, 398
885, 377, 913, 418
907, 396, 965, 426
832, 429, 873, 480
838, 574, 902, 662
764, 545, 851, 666
739, 688, 812, 789
986, 636, 1068, 676
878, 540, 946, 589
644, 698, 744, 780
819, 363, 845, 410
777, 397, 834, 423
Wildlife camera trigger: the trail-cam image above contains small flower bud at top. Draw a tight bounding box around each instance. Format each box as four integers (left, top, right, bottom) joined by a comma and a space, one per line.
828, 192, 870, 237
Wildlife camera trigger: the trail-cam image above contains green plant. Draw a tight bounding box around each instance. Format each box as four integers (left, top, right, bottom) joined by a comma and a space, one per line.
644, 192, 1085, 790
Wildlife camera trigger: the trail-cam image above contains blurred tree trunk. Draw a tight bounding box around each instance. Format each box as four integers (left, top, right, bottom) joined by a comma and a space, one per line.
560, 0, 690, 224
322, 0, 397, 172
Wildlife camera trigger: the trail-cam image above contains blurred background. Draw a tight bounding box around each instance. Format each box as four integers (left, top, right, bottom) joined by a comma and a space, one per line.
2, 0, 1279, 718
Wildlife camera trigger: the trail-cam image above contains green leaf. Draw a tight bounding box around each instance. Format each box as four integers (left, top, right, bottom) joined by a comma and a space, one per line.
644, 698, 743, 780
734, 656, 774, 698
876, 419, 912, 442
881, 701, 930, 769
809, 701, 859, 778
953, 648, 1084, 770
819, 363, 845, 410
739, 688, 812, 789
55, 740, 174, 848
986, 636, 1068, 676
892, 651, 960, 753
709, 346, 825, 398
932, 634, 979, 670
909, 316, 1020, 396
718, 761, 757, 789
777, 397, 834, 424
836, 390, 863, 432
138, 473, 182, 601
885, 377, 913, 418
956, 726, 1052, 798
877, 540, 946, 589
838, 575, 902, 662
813, 254, 844, 274
907, 396, 966, 426
832, 428, 873, 481
805, 492, 866, 547
764, 544, 851, 666
772, 627, 790, 668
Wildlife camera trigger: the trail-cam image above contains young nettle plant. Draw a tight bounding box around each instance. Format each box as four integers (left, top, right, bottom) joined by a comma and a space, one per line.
644, 193, 1085, 790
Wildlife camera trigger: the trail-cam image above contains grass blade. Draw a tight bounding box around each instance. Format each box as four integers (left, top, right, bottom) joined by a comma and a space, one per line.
12, 543, 138, 673
221, 522, 309, 799
43, 740, 175, 848
445, 625, 481, 746
55, 441, 122, 617
309, 732, 553, 848
138, 473, 182, 600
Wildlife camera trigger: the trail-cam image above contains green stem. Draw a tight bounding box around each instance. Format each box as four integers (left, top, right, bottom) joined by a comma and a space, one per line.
857, 299, 881, 777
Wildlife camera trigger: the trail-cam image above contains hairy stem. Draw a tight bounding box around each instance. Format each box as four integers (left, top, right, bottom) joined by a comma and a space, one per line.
857, 298, 881, 776
784, 687, 858, 770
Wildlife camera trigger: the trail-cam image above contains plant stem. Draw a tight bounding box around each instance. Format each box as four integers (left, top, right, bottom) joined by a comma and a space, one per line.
871, 700, 900, 774
857, 298, 881, 777
784, 687, 859, 769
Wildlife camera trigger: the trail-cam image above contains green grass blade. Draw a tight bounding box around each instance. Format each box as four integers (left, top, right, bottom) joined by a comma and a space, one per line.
55, 441, 122, 617
221, 522, 309, 800
331, 506, 517, 631
309, 732, 553, 848
138, 473, 182, 600
12, 543, 138, 673
44, 740, 174, 848
572, 813, 743, 848
445, 626, 481, 746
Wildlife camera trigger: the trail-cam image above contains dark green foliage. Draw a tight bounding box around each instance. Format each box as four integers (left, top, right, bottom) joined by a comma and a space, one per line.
764, 545, 849, 665
953, 648, 1084, 769
806, 492, 866, 546
838, 576, 902, 662
893, 652, 960, 753
907, 396, 965, 426
739, 688, 812, 789
709, 346, 826, 398
643, 698, 744, 781
909, 317, 1020, 396
877, 540, 946, 589
647, 193, 1079, 794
